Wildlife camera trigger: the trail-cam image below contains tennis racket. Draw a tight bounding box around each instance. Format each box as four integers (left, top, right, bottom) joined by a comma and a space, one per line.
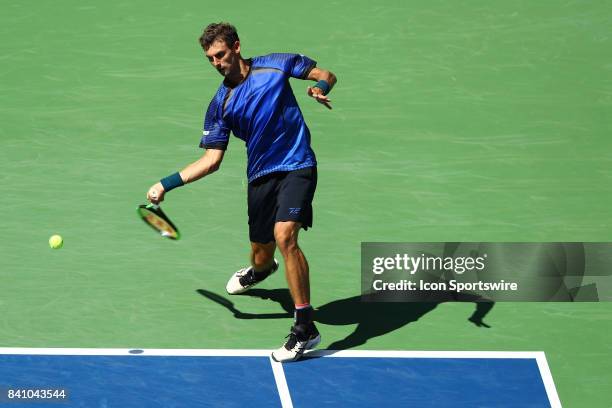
137, 203, 181, 240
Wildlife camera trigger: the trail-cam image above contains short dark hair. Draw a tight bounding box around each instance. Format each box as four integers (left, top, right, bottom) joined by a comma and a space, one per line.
199, 22, 239, 50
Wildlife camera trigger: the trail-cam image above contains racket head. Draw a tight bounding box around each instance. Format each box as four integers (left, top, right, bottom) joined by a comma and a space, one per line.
137, 204, 181, 240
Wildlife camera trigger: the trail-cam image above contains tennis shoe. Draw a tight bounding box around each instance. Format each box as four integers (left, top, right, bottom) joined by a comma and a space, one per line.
271, 323, 321, 363
226, 259, 279, 295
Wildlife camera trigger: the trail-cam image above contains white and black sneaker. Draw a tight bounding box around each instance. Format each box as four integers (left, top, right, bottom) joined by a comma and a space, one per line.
226, 259, 279, 295
271, 323, 321, 363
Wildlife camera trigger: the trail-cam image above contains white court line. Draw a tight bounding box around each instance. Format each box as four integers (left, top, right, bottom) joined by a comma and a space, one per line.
535, 352, 562, 408
0, 348, 272, 357
304, 350, 545, 359
0, 348, 546, 359
269, 356, 294, 408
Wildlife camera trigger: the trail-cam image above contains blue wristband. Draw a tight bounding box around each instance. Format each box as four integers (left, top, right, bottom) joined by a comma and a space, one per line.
160, 172, 184, 192
313, 80, 330, 95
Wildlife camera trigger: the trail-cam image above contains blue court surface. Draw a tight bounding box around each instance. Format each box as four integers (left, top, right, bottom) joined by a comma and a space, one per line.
0, 348, 560, 407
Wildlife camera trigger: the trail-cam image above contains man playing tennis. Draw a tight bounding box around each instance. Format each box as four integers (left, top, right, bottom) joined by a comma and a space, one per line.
146, 22, 336, 362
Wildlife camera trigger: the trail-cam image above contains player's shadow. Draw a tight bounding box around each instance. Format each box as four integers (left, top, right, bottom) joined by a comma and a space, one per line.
196, 288, 494, 350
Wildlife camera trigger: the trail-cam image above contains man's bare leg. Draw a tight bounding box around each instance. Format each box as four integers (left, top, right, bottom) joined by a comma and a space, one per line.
250, 241, 276, 271
273, 221, 309, 305
271, 221, 320, 362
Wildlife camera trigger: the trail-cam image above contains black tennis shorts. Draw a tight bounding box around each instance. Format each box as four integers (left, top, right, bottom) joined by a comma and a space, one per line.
248, 166, 317, 243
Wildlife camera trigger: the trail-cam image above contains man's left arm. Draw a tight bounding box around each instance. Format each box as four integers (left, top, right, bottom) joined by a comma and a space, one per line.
306, 67, 337, 110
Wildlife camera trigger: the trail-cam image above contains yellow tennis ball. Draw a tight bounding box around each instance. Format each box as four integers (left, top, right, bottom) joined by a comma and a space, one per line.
49, 234, 63, 249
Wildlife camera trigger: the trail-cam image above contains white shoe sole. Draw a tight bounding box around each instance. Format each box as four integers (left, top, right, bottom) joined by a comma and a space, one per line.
226, 260, 279, 295
271, 334, 321, 363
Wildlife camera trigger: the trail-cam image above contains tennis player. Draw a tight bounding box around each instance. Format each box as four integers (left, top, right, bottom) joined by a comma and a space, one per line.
146, 22, 336, 362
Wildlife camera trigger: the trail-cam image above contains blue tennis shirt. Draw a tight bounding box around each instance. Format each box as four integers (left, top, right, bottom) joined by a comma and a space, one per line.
200, 53, 318, 182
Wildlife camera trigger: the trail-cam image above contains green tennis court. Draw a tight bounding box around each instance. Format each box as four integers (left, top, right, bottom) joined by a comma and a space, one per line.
2, 1, 611, 406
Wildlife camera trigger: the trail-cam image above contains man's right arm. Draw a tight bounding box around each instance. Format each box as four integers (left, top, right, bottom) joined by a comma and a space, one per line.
146, 148, 224, 204
179, 148, 225, 183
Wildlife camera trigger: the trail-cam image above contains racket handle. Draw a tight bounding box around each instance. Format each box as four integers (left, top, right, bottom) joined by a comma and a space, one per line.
147, 203, 160, 210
